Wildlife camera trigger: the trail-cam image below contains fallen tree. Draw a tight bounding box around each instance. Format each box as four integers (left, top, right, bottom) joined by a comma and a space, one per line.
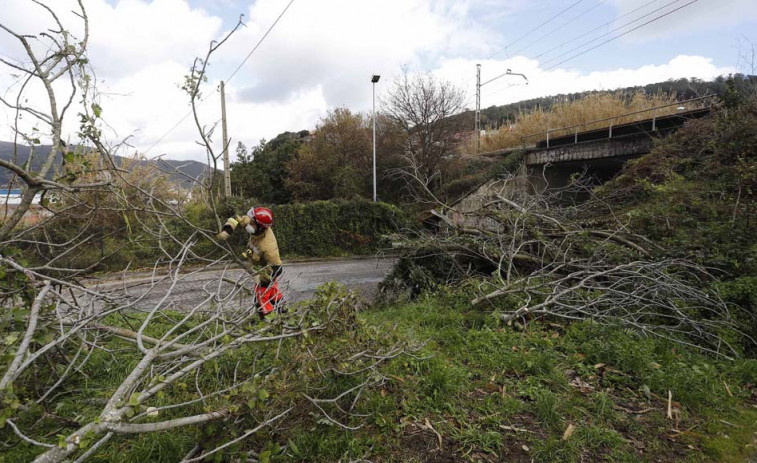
0, 4, 423, 461
382, 171, 754, 358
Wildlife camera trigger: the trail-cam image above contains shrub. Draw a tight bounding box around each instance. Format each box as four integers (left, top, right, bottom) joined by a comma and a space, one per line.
219, 197, 408, 257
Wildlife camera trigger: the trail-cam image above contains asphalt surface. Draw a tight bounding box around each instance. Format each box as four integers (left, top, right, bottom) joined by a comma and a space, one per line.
86, 256, 397, 311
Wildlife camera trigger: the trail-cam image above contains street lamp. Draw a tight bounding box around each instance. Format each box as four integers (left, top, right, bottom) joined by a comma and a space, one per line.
371, 74, 380, 202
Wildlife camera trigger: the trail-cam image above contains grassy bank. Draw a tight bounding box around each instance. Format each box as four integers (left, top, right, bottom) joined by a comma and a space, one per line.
276, 289, 757, 462
7, 285, 754, 463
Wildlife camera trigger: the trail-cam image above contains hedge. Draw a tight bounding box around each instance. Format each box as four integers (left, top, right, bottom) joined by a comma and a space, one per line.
218, 197, 407, 257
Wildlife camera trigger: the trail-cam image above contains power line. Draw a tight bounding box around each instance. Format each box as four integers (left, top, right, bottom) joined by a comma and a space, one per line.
486, 0, 586, 60
532, 0, 660, 61
143, 0, 296, 157
544, 0, 698, 71
484, 82, 528, 101
224, 0, 296, 84
509, 0, 608, 57
540, 0, 687, 67
141, 96, 216, 158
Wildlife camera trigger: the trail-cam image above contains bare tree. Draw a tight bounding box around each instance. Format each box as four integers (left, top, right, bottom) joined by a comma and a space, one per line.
0, 0, 113, 242
383, 70, 469, 199
736, 36, 756, 76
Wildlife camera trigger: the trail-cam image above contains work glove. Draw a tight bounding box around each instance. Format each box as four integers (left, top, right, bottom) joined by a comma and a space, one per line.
216, 224, 233, 241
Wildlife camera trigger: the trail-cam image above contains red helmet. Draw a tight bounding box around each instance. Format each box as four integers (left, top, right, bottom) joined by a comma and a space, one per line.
247, 207, 273, 228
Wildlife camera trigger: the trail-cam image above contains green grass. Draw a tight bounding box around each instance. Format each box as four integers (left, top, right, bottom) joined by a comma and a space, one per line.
338, 288, 757, 462
3, 286, 756, 463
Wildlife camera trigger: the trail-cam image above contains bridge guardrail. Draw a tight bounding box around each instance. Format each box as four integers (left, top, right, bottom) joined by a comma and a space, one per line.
519, 95, 717, 149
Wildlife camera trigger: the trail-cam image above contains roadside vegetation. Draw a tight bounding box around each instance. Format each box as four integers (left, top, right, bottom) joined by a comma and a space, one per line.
4, 284, 755, 463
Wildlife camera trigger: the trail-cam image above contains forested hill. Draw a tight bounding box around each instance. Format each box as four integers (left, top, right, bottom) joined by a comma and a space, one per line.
480, 74, 757, 126
0, 141, 210, 187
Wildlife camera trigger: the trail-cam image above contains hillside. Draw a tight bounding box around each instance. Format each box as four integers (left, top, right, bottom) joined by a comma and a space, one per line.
478, 74, 757, 129
0, 141, 211, 187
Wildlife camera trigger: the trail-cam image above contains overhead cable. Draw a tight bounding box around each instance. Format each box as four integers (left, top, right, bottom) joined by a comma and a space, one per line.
486, 0, 586, 60
509, 0, 608, 57
540, 0, 687, 66
533, 0, 663, 61
544, 0, 698, 71
143, 0, 296, 157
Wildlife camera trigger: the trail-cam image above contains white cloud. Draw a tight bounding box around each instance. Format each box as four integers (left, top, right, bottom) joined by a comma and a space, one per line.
211, 0, 493, 106
87, 0, 223, 79
0, 0, 745, 164
94, 0, 501, 160
434, 54, 734, 109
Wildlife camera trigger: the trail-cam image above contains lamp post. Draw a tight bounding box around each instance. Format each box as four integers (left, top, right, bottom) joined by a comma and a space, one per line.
371, 74, 380, 202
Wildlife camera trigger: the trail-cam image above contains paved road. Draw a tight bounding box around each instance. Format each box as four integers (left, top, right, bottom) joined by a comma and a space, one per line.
87, 257, 397, 311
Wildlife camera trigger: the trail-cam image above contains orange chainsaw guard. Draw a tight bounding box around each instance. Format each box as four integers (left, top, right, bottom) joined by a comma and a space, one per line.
254, 280, 283, 315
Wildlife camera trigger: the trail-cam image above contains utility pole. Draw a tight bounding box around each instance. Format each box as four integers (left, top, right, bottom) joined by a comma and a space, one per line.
475, 64, 481, 155
371, 74, 380, 202
475, 65, 528, 155
220, 81, 231, 197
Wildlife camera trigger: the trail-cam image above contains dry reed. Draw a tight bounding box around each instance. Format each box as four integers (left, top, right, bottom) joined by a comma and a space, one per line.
480, 91, 683, 152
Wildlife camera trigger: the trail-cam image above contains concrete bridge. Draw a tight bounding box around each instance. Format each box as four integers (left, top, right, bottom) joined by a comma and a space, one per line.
479, 103, 712, 191
441, 102, 715, 228
482, 106, 710, 164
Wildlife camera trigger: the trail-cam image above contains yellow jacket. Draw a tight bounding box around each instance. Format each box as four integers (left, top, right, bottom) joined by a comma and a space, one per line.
224, 215, 282, 283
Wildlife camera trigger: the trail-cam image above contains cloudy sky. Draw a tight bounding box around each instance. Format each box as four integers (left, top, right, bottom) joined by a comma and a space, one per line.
1, 0, 756, 163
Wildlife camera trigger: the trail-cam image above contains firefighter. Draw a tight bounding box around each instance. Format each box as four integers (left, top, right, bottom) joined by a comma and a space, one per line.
216, 206, 284, 317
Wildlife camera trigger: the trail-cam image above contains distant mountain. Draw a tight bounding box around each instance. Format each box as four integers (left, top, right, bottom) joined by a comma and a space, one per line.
0, 141, 213, 187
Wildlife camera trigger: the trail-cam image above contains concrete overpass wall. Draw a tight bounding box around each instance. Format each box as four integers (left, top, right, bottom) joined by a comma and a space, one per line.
524, 136, 653, 165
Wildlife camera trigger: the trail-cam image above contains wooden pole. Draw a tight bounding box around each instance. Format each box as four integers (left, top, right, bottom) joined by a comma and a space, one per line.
220, 81, 231, 197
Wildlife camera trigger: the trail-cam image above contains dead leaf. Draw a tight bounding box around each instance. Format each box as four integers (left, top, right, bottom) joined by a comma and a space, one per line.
569, 377, 595, 393
500, 424, 531, 433
562, 423, 576, 440
388, 374, 405, 383
424, 418, 443, 450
